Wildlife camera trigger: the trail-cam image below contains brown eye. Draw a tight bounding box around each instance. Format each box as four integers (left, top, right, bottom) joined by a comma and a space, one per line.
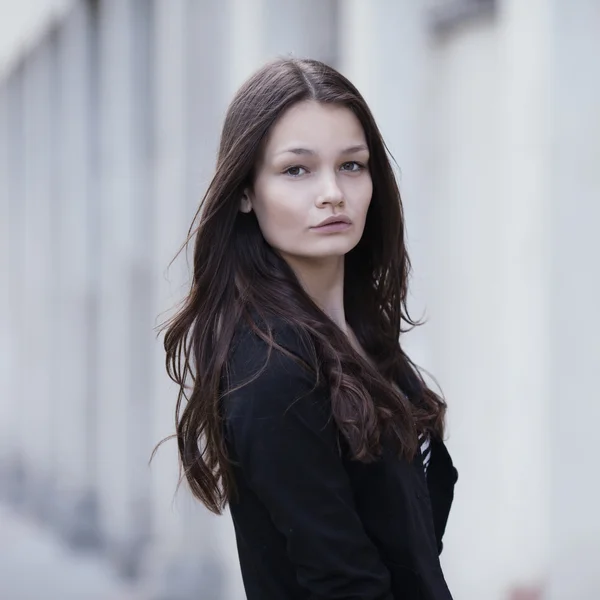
341, 161, 363, 172
284, 166, 307, 177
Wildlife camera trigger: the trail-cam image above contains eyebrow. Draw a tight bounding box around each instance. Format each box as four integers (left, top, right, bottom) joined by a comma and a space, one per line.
274, 144, 369, 157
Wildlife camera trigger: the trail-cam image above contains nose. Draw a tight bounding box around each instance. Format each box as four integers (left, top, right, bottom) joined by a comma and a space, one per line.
315, 173, 344, 208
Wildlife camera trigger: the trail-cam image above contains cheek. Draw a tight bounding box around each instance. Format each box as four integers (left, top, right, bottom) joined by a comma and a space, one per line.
362, 180, 374, 215
347, 176, 373, 222
261, 201, 300, 229
252, 185, 306, 245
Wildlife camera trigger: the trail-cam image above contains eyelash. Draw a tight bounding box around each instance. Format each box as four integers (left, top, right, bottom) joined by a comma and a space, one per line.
283, 161, 366, 177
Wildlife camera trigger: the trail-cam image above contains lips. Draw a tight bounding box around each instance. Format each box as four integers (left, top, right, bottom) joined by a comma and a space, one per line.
314, 215, 352, 228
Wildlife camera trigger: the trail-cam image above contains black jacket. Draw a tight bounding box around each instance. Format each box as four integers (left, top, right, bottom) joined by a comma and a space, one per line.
222, 322, 458, 600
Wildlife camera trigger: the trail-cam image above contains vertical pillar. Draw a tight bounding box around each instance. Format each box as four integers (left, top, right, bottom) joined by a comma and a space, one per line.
262, 0, 339, 66
51, 1, 102, 548
128, 0, 156, 579
338, 0, 376, 92
0, 83, 10, 500
3, 66, 26, 507
44, 24, 65, 530
546, 1, 600, 597
227, 0, 340, 95
148, 0, 188, 581
496, 0, 552, 592
419, 1, 552, 597
226, 0, 265, 95
21, 42, 56, 519
96, 0, 154, 578
146, 0, 192, 594
423, 11, 506, 600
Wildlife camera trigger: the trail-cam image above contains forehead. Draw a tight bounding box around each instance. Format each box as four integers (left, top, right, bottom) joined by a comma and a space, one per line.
263, 101, 367, 157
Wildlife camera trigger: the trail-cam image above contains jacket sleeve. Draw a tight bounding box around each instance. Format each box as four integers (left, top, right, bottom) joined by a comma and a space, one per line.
224, 329, 394, 600
426, 438, 459, 555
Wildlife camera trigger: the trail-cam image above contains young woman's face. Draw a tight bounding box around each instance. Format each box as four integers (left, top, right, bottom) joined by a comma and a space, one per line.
243, 101, 372, 265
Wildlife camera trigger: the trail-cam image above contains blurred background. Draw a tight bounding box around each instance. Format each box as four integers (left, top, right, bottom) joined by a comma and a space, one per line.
1, 0, 599, 599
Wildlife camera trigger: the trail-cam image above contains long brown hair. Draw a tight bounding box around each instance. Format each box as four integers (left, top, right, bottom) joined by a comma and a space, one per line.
158, 57, 446, 515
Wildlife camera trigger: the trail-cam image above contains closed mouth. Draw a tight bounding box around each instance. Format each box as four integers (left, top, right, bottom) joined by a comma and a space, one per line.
313, 216, 352, 228
317, 220, 347, 227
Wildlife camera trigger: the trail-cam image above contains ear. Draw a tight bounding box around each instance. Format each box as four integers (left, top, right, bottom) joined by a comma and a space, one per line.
240, 190, 253, 214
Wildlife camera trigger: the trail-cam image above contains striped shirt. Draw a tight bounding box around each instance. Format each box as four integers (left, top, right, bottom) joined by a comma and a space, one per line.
419, 433, 432, 475
388, 381, 432, 476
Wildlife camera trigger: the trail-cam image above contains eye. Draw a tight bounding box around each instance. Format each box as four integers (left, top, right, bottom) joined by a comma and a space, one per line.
283, 166, 308, 177
340, 161, 365, 172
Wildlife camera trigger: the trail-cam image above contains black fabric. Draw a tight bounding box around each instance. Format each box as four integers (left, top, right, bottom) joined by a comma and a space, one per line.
222, 322, 458, 600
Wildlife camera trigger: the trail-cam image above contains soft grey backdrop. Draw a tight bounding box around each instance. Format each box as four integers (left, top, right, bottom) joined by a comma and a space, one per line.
1, 1, 599, 599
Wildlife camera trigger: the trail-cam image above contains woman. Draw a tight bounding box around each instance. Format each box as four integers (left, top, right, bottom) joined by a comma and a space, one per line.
162, 58, 458, 599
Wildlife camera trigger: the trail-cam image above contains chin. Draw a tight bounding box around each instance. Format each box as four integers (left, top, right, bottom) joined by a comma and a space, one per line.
301, 241, 360, 260
322, 237, 360, 254
277, 235, 362, 263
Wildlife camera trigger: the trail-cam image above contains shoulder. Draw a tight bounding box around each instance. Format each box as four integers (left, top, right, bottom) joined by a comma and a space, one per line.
228, 317, 315, 384
223, 317, 323, 419
222, 319, 335, 457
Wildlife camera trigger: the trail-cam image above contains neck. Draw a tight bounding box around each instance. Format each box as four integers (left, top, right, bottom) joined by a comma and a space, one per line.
284, 255, 348, 333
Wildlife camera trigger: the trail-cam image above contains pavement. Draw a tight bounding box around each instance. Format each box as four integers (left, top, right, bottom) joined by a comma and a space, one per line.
0, 504, 145, 600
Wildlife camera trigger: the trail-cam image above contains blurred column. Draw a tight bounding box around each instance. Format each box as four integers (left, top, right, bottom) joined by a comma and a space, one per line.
51, 0, 102, 548
226, 0, 265, 96
129, 0, 157, 580
262, 0, 339, 66
547, 1, 600, 597
496, 0, 552, 592
0, 82, 10, 500
417, 1, 552, 598
420, 12, 506, 598
146, 0, 190, 595
45, 24, 65, 529
96, 0, 154, 578
2, 67, 26, 506
20, 41, 57, 519
227, 0, 340, 93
